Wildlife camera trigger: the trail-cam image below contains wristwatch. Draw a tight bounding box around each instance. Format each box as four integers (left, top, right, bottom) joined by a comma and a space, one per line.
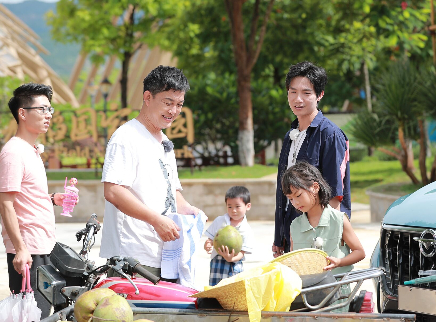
51, 193, 58, 206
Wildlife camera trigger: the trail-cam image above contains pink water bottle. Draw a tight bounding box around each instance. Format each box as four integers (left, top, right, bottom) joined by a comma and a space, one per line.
61, 177, 79, 217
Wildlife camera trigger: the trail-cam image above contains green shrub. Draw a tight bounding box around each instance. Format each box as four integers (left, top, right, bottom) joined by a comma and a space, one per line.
349, 147, 366, 163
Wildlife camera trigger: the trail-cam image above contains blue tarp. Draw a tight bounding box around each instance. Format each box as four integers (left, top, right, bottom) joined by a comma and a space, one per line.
429, 121, 436, 142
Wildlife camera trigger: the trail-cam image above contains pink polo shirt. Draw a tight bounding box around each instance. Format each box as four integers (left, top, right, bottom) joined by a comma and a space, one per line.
0, 137, 56, 254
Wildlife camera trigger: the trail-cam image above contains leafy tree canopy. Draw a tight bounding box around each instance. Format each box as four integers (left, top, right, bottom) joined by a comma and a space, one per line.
46, 0, 434, 161
155, 0, 432, 159
46, 0, 187, 109
46, 0, 185, 63
158, 0, 431, 111
159, 0, 431, 77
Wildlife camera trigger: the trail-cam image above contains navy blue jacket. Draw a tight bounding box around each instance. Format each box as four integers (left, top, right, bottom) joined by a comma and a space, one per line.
274, 111, 351, 251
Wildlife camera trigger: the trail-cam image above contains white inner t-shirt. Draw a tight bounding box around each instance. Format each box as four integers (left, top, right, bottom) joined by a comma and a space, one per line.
286, 129, 307, 210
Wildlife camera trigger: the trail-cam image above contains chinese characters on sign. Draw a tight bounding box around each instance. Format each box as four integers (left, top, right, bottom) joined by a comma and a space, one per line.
0, 106, 195, 168
165, 107, 195, 159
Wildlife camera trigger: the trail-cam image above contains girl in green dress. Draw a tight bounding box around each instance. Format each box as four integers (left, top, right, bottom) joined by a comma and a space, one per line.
281, 161, 365, 311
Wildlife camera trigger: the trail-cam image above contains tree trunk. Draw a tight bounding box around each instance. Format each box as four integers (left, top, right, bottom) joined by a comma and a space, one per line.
363, 60, 372, 112
363, 61, 374, 157
401, 158, 420, 185
273, 66, 281, 86
431, 155, 436, 182
238, 129, 254, 166
237, 72, 254, 166
406, 141, 414, 171
120, 5, 135, 110
398, 127, 420, 184
418, 119, 428, 185
224, 0, 275, 167
120, 51, 132, 110
225, 0, 252, 166
377, 147, 400, 160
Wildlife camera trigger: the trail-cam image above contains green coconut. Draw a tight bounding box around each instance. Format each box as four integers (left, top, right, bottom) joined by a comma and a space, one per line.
74, 288, 116, 322
213, 225, 243, 254
91, 294, 133, 322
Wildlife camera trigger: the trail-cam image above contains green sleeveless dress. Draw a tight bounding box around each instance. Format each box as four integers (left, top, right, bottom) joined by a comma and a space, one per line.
290, 205, 352, 312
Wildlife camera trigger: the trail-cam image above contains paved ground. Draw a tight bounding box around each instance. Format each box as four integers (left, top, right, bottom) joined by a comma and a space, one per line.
0, 204, 381, 311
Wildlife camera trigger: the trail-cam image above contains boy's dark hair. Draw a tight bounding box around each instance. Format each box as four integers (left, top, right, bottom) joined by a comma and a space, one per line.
143, 65, 190, 96
281, 161, 331, 208
225, 186, 250, 204
285, 61, 327, 98
8, 83, 53, 123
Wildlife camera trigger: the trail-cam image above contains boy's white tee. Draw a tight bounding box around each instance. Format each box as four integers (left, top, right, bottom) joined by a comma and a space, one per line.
205, 213, 253, 259
100, 119, 182, 268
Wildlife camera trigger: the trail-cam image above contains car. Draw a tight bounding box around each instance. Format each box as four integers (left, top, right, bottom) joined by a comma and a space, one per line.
370, 181, 436, 321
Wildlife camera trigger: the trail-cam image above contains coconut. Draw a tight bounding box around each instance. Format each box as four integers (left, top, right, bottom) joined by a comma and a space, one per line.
74, 288, 116, 322
92, 294, 133, 322
213, 225, 243, 254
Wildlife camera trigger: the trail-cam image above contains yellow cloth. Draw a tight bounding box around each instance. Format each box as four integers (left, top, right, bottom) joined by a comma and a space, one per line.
205, 262, 302, 322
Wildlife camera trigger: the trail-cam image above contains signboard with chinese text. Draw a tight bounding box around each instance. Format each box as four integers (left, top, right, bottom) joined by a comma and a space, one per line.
0, 106, 195, 168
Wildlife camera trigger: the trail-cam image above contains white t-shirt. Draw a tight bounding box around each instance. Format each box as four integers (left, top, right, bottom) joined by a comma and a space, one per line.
100, 119, 182, 268
287, 129, 307, 168
204, 214, 253, 259
286, 129, 307, 210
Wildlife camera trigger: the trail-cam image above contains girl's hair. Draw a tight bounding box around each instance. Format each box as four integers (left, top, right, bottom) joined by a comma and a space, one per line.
281, 161, 332, 207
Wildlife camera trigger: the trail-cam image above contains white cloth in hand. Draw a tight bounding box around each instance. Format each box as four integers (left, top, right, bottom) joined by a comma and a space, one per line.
161, 211, 208, 289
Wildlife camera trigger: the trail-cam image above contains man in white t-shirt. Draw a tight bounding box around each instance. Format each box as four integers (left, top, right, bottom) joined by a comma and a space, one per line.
100, 65, 203, 278
0, 83, 67, 318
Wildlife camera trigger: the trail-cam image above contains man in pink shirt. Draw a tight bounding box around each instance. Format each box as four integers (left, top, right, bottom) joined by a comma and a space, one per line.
0, 83, 65, 318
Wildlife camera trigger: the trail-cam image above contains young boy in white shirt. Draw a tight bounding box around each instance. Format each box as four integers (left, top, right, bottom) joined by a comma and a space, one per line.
204, 186, 254, 286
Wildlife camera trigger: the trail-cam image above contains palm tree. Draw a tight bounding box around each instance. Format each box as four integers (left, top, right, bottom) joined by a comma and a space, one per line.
420, 68, 436, 182
350, 60, 436, 185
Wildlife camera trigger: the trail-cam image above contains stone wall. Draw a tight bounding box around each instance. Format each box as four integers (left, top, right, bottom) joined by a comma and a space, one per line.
180, 178, 277, 221
49, 180, 106, 223
366, 189, 402, 223
50, 178, 394, 224
49, 178, 278, 223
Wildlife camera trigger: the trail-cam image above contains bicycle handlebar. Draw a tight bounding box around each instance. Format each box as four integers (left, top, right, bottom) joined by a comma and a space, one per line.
77, 214, 101, 258
124, 257, 161, 285
75, 215, 160, 285
86, 213, 101, 230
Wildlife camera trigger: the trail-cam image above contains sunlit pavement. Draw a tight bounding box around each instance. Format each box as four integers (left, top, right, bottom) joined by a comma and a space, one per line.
0, 203, 382, 311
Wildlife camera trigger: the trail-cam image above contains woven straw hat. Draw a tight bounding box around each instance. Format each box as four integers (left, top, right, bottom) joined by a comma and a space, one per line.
270, 248, 329, 276
191, 280, 248, 311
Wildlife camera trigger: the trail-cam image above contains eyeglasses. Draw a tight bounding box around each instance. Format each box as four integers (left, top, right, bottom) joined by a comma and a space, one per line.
22, 106, 55, 115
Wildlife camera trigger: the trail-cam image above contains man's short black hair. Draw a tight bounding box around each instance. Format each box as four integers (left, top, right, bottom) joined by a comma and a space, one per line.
225, 186, 251, 205
8, 83, 53, 123
143, 65, 190, 96
285, 61, 327, 97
